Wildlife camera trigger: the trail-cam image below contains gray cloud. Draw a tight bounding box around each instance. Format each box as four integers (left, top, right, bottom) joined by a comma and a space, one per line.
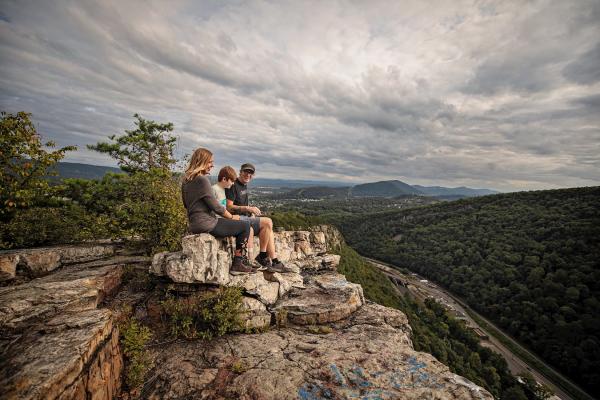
563, 43, 600, 85
0, 0, 599, 192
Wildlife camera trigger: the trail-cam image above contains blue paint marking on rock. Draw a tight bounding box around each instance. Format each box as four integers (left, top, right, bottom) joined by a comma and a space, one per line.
298, 360, 447, 399
330, 364, 348, 387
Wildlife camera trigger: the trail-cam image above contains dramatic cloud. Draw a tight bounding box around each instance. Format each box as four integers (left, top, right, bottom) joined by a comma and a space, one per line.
1, 0, 599, 191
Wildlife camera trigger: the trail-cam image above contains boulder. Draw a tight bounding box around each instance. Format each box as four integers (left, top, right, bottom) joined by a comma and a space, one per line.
143, 303, 493, 400
0, 308, 121, 400
273, 272, 365, 325
151, 234, 231, 285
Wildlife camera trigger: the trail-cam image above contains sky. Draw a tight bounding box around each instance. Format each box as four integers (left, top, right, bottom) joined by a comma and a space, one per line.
1, 0, 599, 192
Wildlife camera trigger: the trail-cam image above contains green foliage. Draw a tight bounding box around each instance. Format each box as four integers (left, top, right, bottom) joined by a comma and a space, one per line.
230, 359, 248, 374
87, 113, 176, 174
160, 287, 244, 340
119, 171, 187, 253
120, 318, 153, 390
338, 186, 600, 395
1, 204, 110, 249
270, 211, 325, 230
1, 170, 186, 252
0, 111, 75, 218
334, 243, 402, 309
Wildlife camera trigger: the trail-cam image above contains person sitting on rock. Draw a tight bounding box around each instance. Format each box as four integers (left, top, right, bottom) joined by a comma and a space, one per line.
182, 148, 255, 275
212, 165, 261, 268
225, 162, 293, 273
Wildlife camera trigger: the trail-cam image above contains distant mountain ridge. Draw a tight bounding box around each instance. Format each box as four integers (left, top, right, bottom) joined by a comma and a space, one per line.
52, 162, 499, 197
351, 180, 422, 197
50, 162, 122, 180
281, 180, 498, 199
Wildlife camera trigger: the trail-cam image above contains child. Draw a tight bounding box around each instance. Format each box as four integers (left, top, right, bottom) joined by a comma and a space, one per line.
212, 166, 237, 209
213, 166, 259, 266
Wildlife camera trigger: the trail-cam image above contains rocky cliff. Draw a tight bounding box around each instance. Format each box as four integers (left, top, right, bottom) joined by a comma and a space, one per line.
0, 227, 493, 399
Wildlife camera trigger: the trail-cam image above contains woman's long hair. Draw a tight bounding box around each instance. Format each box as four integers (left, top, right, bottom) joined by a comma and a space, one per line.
183, 148, 213, 182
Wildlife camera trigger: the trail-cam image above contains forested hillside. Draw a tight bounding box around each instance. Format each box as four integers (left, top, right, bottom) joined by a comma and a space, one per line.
336, 186, 600, 395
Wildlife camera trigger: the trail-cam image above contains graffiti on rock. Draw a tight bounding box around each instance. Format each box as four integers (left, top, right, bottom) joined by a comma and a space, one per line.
298, 357, 446, 399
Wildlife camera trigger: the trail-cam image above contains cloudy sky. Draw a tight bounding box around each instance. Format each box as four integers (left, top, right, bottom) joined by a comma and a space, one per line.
1, 0, 599, 191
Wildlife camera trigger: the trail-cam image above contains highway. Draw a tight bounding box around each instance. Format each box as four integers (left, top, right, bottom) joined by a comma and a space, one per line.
364, 257, 593, 400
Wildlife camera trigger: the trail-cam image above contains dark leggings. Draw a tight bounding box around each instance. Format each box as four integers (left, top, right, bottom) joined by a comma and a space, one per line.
209, 218, 250, 255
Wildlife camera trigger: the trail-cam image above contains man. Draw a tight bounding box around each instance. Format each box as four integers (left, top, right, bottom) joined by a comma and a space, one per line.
226, 163, 292, 273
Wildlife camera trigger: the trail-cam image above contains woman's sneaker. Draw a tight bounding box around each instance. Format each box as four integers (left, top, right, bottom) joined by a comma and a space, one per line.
266, 260, 295, 273
230, 256, 256, 275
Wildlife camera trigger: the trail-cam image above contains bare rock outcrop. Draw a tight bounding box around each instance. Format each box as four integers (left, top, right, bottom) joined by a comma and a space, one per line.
1, 309, 122, 400
0, 252, 149, 400
0, 242, 123, 282
143, 303, 493, 400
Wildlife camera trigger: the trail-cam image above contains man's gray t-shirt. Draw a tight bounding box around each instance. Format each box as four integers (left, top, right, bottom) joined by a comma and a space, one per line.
225, 179, 250, 216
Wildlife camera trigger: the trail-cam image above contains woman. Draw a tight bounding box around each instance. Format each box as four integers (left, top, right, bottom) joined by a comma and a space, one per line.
181, 148, 255, 275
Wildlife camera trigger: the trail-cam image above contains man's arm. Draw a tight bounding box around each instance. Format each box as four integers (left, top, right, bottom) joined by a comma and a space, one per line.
226, 199, 261, 216
226, 198, 248, 214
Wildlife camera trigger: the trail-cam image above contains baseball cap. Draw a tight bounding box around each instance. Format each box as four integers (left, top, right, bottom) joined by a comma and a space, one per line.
240, 163, 255, 173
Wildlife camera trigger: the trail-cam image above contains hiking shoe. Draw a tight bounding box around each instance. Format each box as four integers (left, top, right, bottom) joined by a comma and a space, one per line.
266, 260, 295, 273
247, 256, 268, 271
230, 256, 257, 275
255, 255, 272, 270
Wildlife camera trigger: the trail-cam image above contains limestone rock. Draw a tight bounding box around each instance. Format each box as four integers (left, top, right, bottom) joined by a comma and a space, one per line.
0, 308, 121, 400
151, 234, 231, 285
310, 224, 344, 250
228, 273, 280, 305
58, 244, 116, 265
0, 254, 18, 282
240, 297, 271, 331
264, 271, 305, 298
0, 264, 122, 333
287, 254, 340, 274
273, 272, 365, 325
271, 231, 328, 262
19, 250, 62, 277
143, 303, 493, 400
0, 243, 118, 280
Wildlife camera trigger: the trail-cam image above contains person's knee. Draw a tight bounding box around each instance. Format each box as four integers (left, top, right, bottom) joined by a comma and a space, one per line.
260, 217, 273, 230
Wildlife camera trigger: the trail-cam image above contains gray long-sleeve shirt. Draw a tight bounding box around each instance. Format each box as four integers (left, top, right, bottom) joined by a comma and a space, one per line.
182, 175, 226, 233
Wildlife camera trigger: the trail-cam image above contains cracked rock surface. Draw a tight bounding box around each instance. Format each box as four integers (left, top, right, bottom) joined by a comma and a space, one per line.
143, 303, 493, 400
0, 252, 148, 400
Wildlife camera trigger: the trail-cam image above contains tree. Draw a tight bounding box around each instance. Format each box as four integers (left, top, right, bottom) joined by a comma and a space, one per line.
0, 111, 76, 219
88, 114, 186, 253
88, 113, 176, 174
